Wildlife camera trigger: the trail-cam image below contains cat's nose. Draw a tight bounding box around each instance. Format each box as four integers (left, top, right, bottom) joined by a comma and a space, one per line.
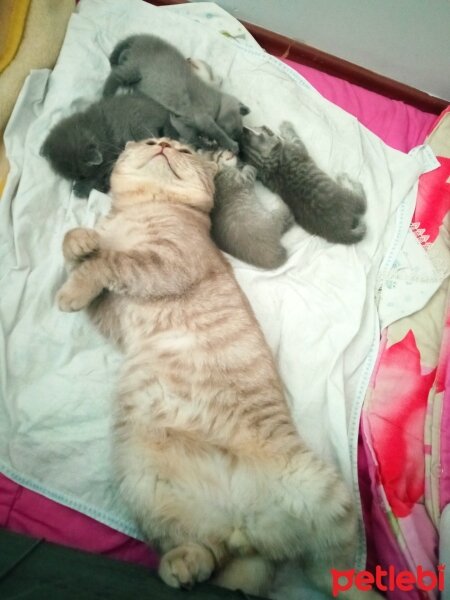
159, 141, 171, 149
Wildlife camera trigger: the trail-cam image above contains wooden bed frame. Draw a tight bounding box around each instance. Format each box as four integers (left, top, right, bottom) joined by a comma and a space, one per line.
149, 0, 448, 115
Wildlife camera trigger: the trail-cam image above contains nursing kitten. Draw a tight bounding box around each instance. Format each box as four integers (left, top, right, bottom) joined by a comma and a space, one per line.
41, 94, 170, 197
103, 35, 250, 152
209, 149, 292, 268
56, 137, 379, 600
241, 122, 367, 245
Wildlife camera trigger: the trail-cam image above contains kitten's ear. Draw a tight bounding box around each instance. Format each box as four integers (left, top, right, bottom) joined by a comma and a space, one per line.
239, 104, 250, 116
85, 145, 103, 166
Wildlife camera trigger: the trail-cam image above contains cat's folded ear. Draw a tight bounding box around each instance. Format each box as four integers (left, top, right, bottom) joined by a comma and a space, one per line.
85, 145, 103, 166
239, 103, 251, 116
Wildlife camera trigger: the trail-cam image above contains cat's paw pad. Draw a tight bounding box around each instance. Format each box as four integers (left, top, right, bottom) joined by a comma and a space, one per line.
56, 281, 93, 312
159, 544, 215, 590
63, 228, 100, 263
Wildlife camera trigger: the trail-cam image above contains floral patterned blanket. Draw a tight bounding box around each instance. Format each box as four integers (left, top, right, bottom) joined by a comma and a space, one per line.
361, 107, 450, 599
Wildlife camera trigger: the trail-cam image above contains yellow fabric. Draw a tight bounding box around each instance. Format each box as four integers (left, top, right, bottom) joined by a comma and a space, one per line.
0, 0, 75, 197
0, 0, 32, 74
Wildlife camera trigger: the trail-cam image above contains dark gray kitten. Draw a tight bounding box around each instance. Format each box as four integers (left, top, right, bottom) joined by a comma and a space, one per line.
103, 35, 250, 153
241, 122, 367, 245
208, 150, 292, 269
41, 94, 170, 197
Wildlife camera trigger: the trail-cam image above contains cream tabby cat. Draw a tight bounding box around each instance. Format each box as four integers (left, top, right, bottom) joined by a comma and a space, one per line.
56, 138, 379, 599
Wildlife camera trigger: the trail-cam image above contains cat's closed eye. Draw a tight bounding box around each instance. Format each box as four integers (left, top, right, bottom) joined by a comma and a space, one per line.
179, 148, 192, 154
146, 140, 156, 145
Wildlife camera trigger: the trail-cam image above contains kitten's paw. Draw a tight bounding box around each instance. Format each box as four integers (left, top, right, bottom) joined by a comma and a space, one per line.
279, 121, 307, 152
240, 164, 257, 183
227, 140, 239, 154
279, 121, 297, 139
159, 544, 215, 590
63, 228, 100, 263
217, 149, 238, 169
56, 280, 96, 312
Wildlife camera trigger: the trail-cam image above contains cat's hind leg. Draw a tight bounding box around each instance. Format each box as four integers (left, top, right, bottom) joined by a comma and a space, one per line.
336, 173, 367, 214
103, 64, 142, 97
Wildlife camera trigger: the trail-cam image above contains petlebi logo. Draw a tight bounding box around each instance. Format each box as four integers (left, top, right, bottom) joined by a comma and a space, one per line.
331, 564, 445, 596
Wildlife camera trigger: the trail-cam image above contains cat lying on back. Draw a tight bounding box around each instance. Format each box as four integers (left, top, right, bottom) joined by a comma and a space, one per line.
103, 35, 250, 152
56, 137, 380, 600
41, 94, 170, 197
208, 149, 292, 269
241, 122, 367, 245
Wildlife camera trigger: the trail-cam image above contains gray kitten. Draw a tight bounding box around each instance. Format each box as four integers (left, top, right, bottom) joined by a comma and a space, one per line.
41, 94, 170, 197
207, 150, 292, 269
241, 122, 367, 245
103, 35, 250, 152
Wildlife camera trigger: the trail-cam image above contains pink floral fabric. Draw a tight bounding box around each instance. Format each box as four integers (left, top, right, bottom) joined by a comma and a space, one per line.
361, 107, 450, 599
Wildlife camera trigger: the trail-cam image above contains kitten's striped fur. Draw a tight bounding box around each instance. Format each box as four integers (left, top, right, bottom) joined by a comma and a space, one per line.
56, 138, 379, 599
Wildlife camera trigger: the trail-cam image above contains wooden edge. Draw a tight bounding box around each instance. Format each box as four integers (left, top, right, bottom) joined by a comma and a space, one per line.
148, 0, 448, 115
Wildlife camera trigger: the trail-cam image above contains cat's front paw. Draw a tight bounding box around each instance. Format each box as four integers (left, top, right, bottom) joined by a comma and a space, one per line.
279, 121, 297, 139
226, 139, 239, 154
279, 121, 307, 152
159, 544, 215, 590
216, 149, 238, 169
240, 164, 257, 183
63, 228, 100, 263
56, 279, 95, 312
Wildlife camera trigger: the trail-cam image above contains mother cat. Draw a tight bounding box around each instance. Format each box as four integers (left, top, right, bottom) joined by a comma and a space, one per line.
56, 138, 378, 599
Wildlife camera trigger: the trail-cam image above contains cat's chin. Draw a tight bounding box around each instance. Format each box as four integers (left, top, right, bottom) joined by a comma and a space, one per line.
110, 175, 213, 213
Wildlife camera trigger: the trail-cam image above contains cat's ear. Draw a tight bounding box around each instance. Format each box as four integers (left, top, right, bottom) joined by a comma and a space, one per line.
85, 145, 103, 166
239, 104, 250, 116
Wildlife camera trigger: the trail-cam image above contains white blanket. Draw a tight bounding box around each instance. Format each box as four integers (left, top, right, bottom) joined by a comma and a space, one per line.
0, 0, 430, 576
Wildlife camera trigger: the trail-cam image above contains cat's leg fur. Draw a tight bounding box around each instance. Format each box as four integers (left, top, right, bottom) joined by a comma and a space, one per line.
57, 226, 210, 311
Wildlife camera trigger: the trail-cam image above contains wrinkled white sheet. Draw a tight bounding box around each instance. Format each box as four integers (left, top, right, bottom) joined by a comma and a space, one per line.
0, 0, 430, 574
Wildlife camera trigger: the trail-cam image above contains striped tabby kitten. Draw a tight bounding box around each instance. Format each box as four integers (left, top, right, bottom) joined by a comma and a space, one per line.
241, 122, 367, 245
56, 138, 377, 599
